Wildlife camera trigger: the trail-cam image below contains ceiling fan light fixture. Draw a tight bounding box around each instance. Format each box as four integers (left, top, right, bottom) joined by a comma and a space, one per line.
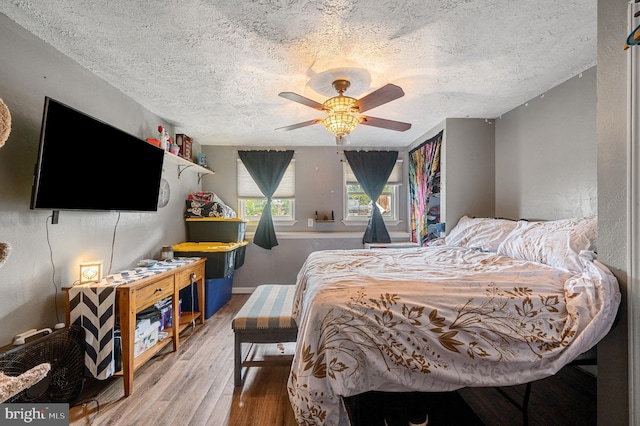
322, 112, 359, 138
278, 78, 410, 143
323, 94, 357, 113
322, 94, 359, 138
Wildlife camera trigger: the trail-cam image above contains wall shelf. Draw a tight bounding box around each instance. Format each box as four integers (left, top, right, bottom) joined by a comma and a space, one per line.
164, 151, 214, 182
315, 210, 335, 222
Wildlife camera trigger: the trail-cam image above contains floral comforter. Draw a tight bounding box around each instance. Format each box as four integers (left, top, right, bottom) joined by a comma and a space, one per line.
287, 246, 620, 425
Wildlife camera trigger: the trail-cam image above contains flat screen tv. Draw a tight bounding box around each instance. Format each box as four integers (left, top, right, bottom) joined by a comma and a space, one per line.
30, 97, 165, 212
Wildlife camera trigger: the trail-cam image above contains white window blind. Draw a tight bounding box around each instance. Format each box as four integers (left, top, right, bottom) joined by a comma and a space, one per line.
345, 159, 403, 184
237, 158, 295, 199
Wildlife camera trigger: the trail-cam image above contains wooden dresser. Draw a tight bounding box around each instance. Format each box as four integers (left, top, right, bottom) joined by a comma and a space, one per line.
64, 257, 206, 396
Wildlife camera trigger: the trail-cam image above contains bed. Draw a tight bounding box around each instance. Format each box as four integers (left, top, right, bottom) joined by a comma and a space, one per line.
286, 216, 620, 426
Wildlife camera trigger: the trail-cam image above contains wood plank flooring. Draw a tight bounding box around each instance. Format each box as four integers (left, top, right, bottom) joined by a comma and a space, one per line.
69, 294, 596, 426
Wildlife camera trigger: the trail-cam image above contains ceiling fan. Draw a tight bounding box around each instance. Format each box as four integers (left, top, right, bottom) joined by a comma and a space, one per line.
276, 79, 411, 144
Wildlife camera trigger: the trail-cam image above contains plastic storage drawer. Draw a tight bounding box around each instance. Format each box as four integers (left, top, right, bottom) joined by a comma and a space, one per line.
185, 218, 247, 243
173, 241, 248, 278
234, 245, 246, 269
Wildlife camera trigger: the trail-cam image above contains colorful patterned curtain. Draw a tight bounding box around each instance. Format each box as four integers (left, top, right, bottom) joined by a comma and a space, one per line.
408, 131, 443, 246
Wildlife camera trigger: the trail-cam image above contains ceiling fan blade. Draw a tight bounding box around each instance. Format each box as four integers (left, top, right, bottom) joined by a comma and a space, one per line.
360, 116, 412, 132
353, 84, 405, 113
275, 119, 322, 131
278, 92, 325, 110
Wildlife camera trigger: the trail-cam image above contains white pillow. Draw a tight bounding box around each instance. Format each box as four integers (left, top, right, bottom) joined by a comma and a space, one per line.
496, 216, 597, 272
444, 216, 519, 252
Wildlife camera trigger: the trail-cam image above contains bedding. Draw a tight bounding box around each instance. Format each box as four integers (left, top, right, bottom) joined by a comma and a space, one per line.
287, 243, 619, 425
443, 215, 519, 252
496, 216, 597, 272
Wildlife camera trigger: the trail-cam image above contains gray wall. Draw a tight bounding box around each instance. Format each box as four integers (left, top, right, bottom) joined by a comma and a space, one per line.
440, 118, 496, 226
0, 14, 202, 345
495, 67, 597, 220
595, 0, 629, 424
404, 118, 496, 234
201, 145, 410, 289
491, 38, 627, 422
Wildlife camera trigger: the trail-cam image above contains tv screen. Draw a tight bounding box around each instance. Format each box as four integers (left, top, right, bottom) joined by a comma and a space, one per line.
30, 97, 165, 212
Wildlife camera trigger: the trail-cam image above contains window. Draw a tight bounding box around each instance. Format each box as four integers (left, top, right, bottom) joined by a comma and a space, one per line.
237, 158, 295, 223
343, 160, 402, 224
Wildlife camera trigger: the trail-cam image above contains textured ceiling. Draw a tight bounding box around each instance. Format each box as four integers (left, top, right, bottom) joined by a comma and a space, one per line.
1, 0, 596, 147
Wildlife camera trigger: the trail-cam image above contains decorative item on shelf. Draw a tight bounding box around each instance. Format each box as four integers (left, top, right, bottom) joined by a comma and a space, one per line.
146, 137, 161, 147
169, 143, 180, 155
176, 134, 193, 161
158, 125, 170, 150
0, 98, 11, 149
315, 210, 335, 222
198, 152, 207, 167
79, 260, 103, 284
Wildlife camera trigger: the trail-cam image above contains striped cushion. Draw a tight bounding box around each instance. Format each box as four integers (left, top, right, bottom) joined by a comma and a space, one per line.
232, 285, 297, 330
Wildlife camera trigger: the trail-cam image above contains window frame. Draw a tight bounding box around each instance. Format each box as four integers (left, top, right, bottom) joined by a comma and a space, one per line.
237, 158, 296, 225
237, 198, 296, 224
342, 159, 402, 226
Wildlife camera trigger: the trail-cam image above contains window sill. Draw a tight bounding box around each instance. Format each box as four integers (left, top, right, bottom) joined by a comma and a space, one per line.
245, 231, 411, 240
341, 219, 402, 227
244, 219, 298, 226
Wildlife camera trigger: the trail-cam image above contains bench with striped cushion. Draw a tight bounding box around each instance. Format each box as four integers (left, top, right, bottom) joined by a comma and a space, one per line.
231, 284, 298, 386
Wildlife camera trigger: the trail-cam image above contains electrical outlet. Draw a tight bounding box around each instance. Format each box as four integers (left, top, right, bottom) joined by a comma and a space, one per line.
308, 218, 314, 227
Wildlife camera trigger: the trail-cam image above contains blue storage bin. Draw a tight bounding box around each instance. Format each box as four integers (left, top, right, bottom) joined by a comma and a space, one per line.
180, 274, 233, 319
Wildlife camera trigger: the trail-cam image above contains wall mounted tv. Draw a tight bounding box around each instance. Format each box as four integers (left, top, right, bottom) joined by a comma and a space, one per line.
30, 97, 165, 212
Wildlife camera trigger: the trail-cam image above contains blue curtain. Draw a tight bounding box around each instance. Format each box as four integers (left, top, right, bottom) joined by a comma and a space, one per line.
238, 150, 294, 250
344, 150, 398, 244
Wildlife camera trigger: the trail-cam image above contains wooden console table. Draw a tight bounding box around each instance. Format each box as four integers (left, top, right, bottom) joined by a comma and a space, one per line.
64, 257, 206, 396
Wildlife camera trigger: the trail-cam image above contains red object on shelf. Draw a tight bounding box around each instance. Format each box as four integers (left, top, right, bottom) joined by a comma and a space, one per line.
146, 138, 161, 147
